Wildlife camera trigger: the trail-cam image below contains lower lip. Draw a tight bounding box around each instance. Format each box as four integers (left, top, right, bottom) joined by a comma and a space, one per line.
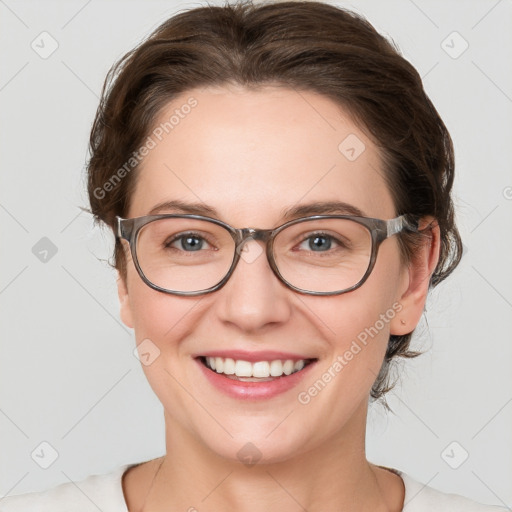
195, 358, 317, 400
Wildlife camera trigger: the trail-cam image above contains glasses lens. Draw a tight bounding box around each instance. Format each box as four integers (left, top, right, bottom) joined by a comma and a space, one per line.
136, 218, 235, 293
273, 218, 372, 293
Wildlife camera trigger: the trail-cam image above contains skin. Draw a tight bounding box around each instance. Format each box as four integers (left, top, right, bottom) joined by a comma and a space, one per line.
118, 84, 440, 511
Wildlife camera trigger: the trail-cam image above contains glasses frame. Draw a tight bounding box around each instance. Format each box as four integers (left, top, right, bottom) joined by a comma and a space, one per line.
116, 213, 419, 296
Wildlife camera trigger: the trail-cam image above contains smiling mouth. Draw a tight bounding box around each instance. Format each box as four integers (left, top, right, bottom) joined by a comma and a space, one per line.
197, 356, 317, 382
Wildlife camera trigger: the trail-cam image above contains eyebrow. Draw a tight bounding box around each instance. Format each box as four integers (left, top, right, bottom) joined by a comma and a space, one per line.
148, 199, 366, 221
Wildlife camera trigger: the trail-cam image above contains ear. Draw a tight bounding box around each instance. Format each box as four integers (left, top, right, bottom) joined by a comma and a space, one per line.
117, 271, 134, 329
390, 217, 441, 335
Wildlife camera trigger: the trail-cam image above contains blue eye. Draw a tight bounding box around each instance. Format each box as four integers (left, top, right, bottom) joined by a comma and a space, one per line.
298, 233, 341, 252
305, 235, 332, 251
166, 232, 211, 251
177, 235, 204, 251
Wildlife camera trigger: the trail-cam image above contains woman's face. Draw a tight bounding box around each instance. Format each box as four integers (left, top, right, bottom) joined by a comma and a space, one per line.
118, 85, 415, 463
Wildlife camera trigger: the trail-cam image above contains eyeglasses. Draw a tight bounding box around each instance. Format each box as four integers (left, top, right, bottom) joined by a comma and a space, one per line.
115, 213, 419, 296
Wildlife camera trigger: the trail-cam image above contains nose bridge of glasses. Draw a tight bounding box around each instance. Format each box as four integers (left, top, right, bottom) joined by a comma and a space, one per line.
237, 227, 273, 247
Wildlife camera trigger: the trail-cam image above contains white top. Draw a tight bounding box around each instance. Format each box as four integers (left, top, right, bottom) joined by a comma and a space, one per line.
0, 463, 508, 511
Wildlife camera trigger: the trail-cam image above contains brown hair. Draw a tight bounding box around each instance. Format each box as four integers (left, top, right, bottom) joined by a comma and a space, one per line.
86, 0, 462, 406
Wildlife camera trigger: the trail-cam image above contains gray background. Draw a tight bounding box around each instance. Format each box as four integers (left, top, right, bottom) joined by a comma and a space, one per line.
1, 0, 511, 507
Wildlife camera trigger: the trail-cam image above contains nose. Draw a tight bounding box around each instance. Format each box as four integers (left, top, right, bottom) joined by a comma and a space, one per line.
214, 238, 292, 333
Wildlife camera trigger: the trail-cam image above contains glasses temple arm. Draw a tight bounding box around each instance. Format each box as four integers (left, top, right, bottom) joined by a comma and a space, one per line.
387, 215, 420, 237
115, 216, 123, 239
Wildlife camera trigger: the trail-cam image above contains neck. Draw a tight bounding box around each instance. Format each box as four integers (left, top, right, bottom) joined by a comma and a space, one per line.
137, 400, 401, 512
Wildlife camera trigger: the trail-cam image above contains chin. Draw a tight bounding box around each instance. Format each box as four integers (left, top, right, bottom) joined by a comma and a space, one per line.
214, 435, 308, 466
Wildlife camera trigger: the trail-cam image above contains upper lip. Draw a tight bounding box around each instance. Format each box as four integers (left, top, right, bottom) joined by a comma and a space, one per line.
194, 350, 317, 363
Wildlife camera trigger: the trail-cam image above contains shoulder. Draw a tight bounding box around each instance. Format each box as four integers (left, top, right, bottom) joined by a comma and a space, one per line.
397, 470, 509, 512
0, 463, 137, 512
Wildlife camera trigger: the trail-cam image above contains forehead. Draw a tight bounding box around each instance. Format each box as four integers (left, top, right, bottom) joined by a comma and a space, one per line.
128, 85, 395, 224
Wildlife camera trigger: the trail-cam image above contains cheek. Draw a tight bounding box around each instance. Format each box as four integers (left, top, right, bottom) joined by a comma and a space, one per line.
126, 276, 203, 425
127, 278, 196, 342
294, 291, 401, 433
315, 289, 396, 364
301, 251, 404, 391
123, 259, 203, 372
318, 251, 403, 346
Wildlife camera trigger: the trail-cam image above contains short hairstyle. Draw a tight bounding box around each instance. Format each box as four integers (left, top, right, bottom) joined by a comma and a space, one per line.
86, 0, 462, 406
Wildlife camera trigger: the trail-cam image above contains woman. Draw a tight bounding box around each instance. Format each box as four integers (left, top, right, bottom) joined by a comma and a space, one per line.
1, 1, 507, 511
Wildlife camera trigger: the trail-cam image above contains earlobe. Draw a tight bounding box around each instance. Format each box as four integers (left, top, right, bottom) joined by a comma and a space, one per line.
117, 271, 134, 329
390, 217, 441, 336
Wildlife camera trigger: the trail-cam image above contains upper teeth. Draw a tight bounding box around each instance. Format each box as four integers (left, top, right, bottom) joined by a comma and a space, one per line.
205, 357, 306, 378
